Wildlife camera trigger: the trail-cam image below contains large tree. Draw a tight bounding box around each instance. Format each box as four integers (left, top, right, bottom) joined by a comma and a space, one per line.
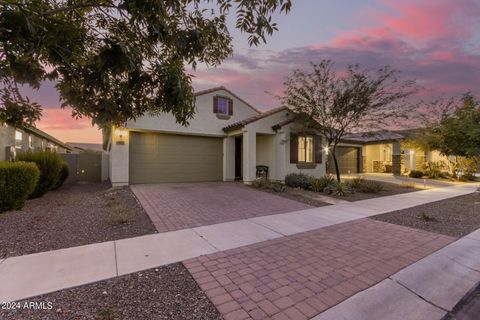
281, 60, 417, 181
415, 94, 480, 177
0, 0, 291, 127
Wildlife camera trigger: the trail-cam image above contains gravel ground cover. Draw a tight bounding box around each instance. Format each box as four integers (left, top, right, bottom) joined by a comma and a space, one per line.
0, 263, 222, 320
0, 183, 157, 259
371, 192, 480, 237
331, 179, 423, 201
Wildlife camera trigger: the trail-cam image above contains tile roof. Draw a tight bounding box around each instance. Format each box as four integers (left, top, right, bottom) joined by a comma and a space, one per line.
223, 106, 289, 131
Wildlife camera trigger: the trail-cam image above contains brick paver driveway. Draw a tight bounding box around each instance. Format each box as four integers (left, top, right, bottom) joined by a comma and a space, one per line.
130, 182, 312, 232
184, 219, 454, 320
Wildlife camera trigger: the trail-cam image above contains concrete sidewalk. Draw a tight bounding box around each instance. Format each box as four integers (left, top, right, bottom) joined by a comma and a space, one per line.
0, 184, 477, 303
313, 228, 480, 320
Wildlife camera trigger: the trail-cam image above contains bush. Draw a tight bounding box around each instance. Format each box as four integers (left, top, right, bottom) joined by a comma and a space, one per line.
17, 151, 64, 198
409, 170, 424, 178
423, 161, 447, 179
53, 162, 69, 190
252, 178, 271, 189
285, 173, 313, 189
325, 181, 353, 197
309, 175, 336, 192
349, 178, 384, 194
0, 161, 40, 213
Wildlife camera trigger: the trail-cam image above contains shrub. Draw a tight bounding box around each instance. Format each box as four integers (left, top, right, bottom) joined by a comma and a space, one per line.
349, 178, 384, 194
324, 181, 353, 197
309, 175, 336, 192
423, 161, 447, 179
271, 181, 286, 193
285, 173, 313, 189
252, 178, 271, 189
17, 151, 64, 198
53, 162, 69, 190
0, 161, 40, 213
409, 170, 424, 178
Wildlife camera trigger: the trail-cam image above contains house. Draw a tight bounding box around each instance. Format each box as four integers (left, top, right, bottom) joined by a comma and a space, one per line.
106, 86, 328, 186
67, 142, 105, 154
338, 130, 452, 175
0, 124, 73, 161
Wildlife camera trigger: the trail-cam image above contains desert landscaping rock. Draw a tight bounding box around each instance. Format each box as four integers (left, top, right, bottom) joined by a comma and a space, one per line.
371, 193, 480, 237
0, 183, 157, 259
0, 263, 222, 320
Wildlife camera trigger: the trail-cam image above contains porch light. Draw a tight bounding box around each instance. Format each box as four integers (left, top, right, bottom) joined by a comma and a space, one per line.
324, 146, 330, 155
114, 128, 127, 141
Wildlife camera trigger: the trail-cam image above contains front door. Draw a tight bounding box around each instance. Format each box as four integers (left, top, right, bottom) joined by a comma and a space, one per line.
235, 137, 242, 180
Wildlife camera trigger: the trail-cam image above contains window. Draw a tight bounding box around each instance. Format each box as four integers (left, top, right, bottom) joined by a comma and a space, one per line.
218, 97, 229, 114
298, 136, 314, 163
214, 96, 232, 115
15, 130, 22, 149
28, 135, 33, 148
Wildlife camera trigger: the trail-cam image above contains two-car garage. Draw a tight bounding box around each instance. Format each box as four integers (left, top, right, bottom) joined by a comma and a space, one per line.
129, 132, 223, 184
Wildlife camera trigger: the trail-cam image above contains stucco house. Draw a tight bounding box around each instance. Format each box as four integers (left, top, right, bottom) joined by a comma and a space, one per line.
0, 123, 73, 161
106, 86, 330, 186
106, 86, 449, 186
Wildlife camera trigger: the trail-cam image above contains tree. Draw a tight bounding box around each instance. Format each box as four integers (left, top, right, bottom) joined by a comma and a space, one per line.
281, 60, 417, 181
0, 0, 292, 127
416, 94, 480, 177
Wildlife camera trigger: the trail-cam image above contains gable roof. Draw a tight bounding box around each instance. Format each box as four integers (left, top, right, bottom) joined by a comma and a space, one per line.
24, 126, 73, 150
223, 106, 289, 132
342, 130, 406, 143
195, 86, 261, 114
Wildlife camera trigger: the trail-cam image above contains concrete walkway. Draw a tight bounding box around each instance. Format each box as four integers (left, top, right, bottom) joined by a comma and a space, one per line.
0, 184, 477, 303
313, 227, 480, 320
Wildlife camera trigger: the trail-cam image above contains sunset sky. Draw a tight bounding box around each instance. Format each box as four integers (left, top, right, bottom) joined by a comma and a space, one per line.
31, 0, 480, 143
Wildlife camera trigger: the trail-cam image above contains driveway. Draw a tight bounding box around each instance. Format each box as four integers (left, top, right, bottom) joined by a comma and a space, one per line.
130, 182, 312, 233
185, 219, 454, 320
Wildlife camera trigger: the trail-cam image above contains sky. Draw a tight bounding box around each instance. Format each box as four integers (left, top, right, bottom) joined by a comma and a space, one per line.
30, 0, 480, 143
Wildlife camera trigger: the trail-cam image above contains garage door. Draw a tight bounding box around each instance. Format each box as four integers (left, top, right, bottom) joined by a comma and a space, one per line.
129, 132, 223, 183
327, 147, 359, 174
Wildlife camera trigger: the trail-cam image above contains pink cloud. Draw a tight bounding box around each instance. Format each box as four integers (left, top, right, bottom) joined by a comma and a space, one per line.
32, 108, 101, 143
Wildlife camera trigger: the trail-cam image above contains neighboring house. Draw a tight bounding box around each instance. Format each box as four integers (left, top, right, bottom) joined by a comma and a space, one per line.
0, 124, 73, 161
106, 86, 328, 186
67, 142, 105, 154
339, 130, 452, 175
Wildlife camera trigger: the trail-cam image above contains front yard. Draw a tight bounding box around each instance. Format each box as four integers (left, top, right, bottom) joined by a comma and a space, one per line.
0, 183, 156, 259
0, 263, 221, 320
371, 192, 480, 237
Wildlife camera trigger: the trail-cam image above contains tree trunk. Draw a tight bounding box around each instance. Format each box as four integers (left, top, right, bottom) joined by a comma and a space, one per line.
332, 144, 341, 182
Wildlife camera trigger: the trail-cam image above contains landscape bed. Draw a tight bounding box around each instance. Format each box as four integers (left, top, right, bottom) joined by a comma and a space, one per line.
371, 192, 480, 237
0, 263, 222, 320
0, 183, 157, 259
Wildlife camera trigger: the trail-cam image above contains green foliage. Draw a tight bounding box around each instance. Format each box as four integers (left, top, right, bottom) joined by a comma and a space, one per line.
419, 212, 438, 222
309, 174, 336, 192
349, 178, 384, 194
281, 60, 417, 181
16, 151, 64, 198
0, 0, 291, 127
0, 161, 40, 213
457, 157, 478, 181
423, 161, 447, 179
419, 94, 480, 159
252, 178, 286, 192
324, 181, 353, 197
252, 178, 271, 189
285, 173, 313, 189
53, 161, 69, 190
409, 170, 424, 178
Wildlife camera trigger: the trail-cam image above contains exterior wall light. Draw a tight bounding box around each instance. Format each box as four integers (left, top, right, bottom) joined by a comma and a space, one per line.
114, 128, 127, 145
324, 146, 330, 155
